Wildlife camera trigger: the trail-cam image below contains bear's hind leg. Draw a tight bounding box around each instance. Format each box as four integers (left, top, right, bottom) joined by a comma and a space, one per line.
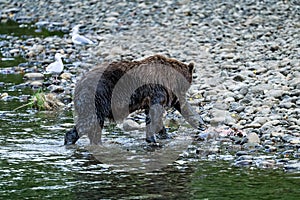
145, 104, 165, 143
88, 120, 104, 145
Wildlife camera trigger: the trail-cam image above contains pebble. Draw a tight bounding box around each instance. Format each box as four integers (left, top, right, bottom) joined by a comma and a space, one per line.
265, 145, 277, 152
60, 72, 72, 80
30, 81, 43, 89
289, 138, 300, 144
49, 85, 65, 93
197, 132, 219, 141
219, 155, 234, 161
271, 131, 284, 137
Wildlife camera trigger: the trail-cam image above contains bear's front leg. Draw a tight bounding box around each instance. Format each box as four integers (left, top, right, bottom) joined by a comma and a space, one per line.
145, 104, 165, 143
174, 99, 207, 131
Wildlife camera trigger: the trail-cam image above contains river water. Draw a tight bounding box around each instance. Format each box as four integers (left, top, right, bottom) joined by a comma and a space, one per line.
0, 20, 299, 200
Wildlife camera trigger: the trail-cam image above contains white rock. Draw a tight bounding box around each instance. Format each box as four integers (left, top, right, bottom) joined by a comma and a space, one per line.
247, 132, 260, 144
122, 119, 142, 131
24, 73, 44, 80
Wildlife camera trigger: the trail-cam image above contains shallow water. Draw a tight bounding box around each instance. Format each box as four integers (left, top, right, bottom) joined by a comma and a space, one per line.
0, 110, 299, 200
0, 21, 299, 200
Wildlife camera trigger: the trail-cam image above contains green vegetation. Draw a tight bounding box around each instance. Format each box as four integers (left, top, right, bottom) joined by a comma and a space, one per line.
13, 89, 64, 111
31, 89, 46, 110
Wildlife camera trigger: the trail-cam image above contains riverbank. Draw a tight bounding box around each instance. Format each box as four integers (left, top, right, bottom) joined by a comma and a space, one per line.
0, 0, 299, 171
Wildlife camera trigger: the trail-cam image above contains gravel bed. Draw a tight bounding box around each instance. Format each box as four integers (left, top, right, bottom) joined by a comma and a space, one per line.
0, 0, 299, 170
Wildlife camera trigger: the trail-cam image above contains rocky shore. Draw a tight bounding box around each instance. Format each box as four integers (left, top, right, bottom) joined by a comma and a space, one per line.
0, 0, 299, 170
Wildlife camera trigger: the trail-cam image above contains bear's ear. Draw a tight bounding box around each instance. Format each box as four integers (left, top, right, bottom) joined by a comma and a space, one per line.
188, 63, 194, 73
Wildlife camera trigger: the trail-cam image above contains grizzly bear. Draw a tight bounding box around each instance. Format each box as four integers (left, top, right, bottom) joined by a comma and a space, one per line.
65, 55, 206, 145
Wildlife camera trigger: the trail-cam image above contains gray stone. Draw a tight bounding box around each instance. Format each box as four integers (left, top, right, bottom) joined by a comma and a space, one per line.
244, 123, 262, 129
267, 89, 284, 98
279, 101, 294, 109
253, 117, 268, 125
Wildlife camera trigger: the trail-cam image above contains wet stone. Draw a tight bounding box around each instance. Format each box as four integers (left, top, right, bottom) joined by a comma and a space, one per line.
289, 138, 300, 144
284, 162, 300, 171
233, 75, 245, 82
49, 85, 65, 93
234, 160, 253, 166
264, 145, 277, 152
197, 132, 218, 141
256, 160, 275, 169
236, 155, 253, 161
219, 155, 234, 161
236, 151, 249, 156
30, 81, 43, 89
24, 73, 44, 81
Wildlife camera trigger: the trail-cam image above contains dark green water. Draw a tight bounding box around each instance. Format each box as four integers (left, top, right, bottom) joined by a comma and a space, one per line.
0, 21, 299, 200
191, 162, 300, 200
0, 19, 65, 37
0, 108, 299, 200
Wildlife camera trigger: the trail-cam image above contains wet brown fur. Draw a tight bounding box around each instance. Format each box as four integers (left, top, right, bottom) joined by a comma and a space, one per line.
64, 55, 205, 145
